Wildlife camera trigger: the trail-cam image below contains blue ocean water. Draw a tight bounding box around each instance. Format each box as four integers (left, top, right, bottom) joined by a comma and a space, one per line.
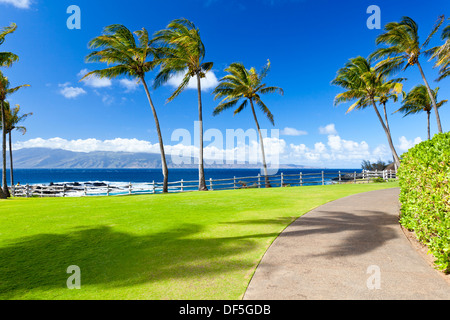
4, 168, 360, 186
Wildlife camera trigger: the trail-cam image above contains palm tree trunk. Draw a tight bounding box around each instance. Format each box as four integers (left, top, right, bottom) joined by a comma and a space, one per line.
141, 77, 169, 194
1, 100, 10, 198
382, 102, 391, 134
382, 102, 397, 171
427, 111, 431, 140
250, 99, 271, 188
416, 61, 443, 133
371, 100, 401, 168
196, 74, 208, 191
8, 131, 13, 192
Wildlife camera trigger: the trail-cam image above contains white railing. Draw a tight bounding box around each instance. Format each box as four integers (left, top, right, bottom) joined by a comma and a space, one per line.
9, 169, 397, 198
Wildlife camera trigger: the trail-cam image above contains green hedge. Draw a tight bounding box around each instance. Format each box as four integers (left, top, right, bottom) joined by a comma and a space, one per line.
398, 132, 450, 273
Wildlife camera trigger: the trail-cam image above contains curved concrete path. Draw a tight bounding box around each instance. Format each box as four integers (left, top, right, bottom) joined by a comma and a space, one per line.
244, 188, 450, 300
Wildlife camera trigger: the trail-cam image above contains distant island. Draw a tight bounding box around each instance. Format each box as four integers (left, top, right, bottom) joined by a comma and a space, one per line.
11, 148, 311, 169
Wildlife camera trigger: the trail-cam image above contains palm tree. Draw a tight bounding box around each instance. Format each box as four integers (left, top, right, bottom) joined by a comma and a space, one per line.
212, 61, 284, 188
0, 23, 19, 199
82, 24, 170, 193
428, 19, 450, 82
152, 18, 213, 191
0, 73, 29, 197
332, 56, 402, 168
396, 85, 447, 140
370, 16, 445, 133
0, 102, 32, 190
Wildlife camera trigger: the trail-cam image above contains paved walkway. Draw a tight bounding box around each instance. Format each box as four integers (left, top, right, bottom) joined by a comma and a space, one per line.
244, 188, 450, 300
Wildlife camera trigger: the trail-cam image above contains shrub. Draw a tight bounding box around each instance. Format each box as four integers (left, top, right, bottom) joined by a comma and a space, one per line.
397, 132, 450, 273
372, 177, 386, 183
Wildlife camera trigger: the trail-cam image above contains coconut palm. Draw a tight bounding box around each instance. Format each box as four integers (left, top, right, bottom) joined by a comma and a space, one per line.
212, 61, 284, 188
152, 18, 213, 191
0, 23, 19, 199
332, 56, 402, 168
428, 19, 450, 82
0, 102, 32, 190
370, 16, 445, 133
82, 24, 170, 193
396, 85, 447, 140
0, 73, 29, 197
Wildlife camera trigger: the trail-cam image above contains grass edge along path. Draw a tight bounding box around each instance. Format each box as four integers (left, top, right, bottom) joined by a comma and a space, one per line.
0, 182, 398, 300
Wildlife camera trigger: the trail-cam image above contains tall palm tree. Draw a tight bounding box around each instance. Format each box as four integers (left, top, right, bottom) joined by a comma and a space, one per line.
153, 18, 213, 191
212, 61, 284, 188
428, 19, 450, 82
396, 85, 447, 140
332, 56, 402, 168
0, 73, 29, 197
0, 23, 19, 199
370, 16, 445, 133
0, 102, 32, 190
82, 24, 170, 193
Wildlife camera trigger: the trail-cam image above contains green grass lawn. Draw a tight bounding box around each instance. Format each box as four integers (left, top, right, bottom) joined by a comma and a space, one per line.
0, 182, 398, 300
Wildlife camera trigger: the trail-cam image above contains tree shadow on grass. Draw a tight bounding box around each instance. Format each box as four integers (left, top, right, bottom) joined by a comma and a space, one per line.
0, 223, 266, 299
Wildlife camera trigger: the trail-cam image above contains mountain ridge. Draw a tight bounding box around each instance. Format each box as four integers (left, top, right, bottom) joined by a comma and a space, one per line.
10, 148, 310, 169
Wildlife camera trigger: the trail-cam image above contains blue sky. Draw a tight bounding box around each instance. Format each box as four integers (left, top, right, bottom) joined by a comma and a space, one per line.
0, 0, 449, 168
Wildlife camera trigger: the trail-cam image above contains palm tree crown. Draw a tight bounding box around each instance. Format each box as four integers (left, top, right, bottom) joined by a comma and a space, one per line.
0, 23, 19, 68
152, 18, 213, 100
83, 24, 158, 80
213, 61, 283, 124
369, 16, 445, 133
332, 56, 401, 168
429, 19, 450, 82
396, 85, 447, 140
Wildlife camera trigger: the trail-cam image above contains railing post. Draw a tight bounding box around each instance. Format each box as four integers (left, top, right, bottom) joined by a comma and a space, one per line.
152, 181, 156, 194
63, 184, 66, 197
107, 184, 110, 196
12, 185, 15, 198
129, 182, 132, 195
300, 172, 303, 187
181, 179, 184, 193
234, 177, 236, 190
339, 171, 342, 185
281, 173, 284, 187
354, 172, 357, 184
84, 185, 87, 197
258, 174, 261, 188
210, 178, 213, 191
322, 171, 325, 186
26, 184, 30, 198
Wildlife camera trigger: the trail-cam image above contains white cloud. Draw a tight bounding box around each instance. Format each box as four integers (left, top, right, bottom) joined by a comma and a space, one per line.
78, 69, 112, 88
0, 0, 31, 9
119, 79, 140, 92
319, 124, 338, 135
59, 84, 86, 99
398, 136, 422, 152
281, 127, 308, 136
165, 71, 219, 91
14, 130, 399, 169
